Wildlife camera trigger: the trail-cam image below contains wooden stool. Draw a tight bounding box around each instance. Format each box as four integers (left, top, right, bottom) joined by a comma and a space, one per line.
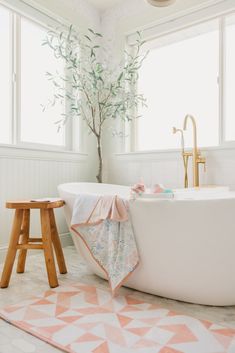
0, 200, 67, 289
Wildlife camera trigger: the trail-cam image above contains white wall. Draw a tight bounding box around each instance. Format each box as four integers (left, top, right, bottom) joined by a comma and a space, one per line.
101, 0, 235, 190
0, 0, 100, 262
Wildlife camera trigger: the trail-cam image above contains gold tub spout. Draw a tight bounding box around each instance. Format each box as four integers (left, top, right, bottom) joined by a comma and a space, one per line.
183, 115, 206, 187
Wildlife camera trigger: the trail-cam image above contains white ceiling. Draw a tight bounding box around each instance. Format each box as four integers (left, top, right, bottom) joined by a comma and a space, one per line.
87, 0, 124, 11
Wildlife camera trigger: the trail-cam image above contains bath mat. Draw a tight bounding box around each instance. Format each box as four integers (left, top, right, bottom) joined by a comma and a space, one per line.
0, 283, 235, 353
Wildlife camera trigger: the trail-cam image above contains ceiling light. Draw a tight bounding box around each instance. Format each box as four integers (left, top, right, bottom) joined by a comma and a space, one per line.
146, 0, 176, 7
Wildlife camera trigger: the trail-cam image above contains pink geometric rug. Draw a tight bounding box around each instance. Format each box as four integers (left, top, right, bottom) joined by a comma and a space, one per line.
0, 283, 235, 353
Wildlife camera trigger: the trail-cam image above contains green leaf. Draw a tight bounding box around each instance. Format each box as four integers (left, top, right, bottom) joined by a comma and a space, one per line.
118, 72, 123, 82
84, 35, 91, 41
88, 28, 95, 34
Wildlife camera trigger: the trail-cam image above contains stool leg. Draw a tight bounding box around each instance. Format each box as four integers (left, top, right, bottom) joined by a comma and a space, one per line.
1, 209, 23, 288
17, 209, 30, 273
40, 209, 58, 288
49, 209, 67, 274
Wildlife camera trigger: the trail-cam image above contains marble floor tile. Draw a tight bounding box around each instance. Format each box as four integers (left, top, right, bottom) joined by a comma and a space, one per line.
11, 339, 36, 353
0, 245, 234, 353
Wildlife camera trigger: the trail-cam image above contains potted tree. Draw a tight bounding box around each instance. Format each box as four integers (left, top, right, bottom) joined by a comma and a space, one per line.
44, 26, 147, 182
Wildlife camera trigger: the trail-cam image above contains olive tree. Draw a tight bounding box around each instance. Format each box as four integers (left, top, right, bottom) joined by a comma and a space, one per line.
44, 26, 147, 182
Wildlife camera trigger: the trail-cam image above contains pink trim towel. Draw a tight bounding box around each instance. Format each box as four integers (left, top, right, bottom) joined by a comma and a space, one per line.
71, 194, 139, 295
89, 195, 129, 224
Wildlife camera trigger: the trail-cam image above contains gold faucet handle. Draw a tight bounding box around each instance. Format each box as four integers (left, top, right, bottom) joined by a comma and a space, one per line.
203, 161, 206, 172
183, 152, 193, 157
197, 156, 206, 172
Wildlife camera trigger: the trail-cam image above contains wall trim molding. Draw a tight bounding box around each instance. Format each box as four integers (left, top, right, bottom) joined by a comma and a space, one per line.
0, 0, 68, 26
127, 0, 235, 44
0, 144, 88, 163
59, 232, 74, 248
116, 145, 235, 162
0, 232, 74, 264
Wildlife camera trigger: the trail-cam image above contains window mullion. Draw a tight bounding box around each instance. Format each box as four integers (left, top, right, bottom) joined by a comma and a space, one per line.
9, 10, 15, 144
219, 16, 225, 146
64, 62, 72, 151
128, 45, 137, 153
12, 13, 20, 145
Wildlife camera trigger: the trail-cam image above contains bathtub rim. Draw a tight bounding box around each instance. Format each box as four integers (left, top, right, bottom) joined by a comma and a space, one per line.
58, 182, 235, 202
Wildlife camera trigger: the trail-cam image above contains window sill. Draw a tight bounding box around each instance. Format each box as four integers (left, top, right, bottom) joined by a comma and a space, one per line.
0, 143, 88, 162
116, 144, 235, 161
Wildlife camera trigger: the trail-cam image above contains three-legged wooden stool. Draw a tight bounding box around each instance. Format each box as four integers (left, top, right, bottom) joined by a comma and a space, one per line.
0, 200, 67, 289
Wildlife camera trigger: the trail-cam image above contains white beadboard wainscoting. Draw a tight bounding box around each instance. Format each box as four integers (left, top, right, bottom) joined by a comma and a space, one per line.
105, 147, 235, 191
0, 146, 95, 263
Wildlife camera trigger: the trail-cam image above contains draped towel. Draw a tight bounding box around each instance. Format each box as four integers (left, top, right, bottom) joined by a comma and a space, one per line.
71, 194, 139, 294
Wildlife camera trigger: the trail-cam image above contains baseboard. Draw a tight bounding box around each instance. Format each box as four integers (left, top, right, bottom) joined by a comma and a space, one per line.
59, 232, 74, 248
0, 232, 74, 264
0, 246, 7, 265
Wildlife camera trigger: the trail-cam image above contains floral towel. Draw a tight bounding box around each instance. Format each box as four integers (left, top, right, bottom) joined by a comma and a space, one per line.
71, 194, 139, 294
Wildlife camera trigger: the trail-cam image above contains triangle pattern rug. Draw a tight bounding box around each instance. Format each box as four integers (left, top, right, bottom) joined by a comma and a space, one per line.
0, 282, 235, 353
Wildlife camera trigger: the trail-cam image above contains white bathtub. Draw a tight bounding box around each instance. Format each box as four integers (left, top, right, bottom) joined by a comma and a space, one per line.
58, 182, 235, 306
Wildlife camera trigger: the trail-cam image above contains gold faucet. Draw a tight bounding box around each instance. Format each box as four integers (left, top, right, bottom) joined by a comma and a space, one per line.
183, 115, 206, 187
172, 127, 190, 188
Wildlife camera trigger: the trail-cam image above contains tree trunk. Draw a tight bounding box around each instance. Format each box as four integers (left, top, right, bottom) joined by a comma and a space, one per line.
96, 136, 103, 183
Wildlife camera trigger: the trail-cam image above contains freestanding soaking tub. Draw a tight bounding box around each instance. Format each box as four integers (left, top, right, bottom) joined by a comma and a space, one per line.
58, 182, 235, 306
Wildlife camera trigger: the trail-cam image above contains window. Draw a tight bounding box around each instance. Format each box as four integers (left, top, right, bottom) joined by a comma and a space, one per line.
20, 18, 65, 146
133, 12, 235, 152
225, 14, 235, 142
137, 20, 219, 151
0, 4, 70, 150
0, 5, 11, 144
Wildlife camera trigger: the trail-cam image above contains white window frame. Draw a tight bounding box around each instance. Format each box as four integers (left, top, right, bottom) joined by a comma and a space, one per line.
125, 0, 235, 153
0, 0, 82, 154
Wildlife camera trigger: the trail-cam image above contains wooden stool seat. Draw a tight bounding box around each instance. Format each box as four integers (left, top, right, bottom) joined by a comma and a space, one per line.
6, 199, 65, 209
1, 199, 67, 289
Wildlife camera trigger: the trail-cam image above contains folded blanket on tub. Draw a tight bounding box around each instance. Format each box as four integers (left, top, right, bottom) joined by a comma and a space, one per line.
71, 194, 139, 295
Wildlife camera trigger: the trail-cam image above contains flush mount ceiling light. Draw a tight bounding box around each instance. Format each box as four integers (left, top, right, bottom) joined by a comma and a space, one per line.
146, 0, 176, 7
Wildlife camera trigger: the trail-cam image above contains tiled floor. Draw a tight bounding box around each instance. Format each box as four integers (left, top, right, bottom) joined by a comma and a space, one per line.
0, 245, 235, 353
